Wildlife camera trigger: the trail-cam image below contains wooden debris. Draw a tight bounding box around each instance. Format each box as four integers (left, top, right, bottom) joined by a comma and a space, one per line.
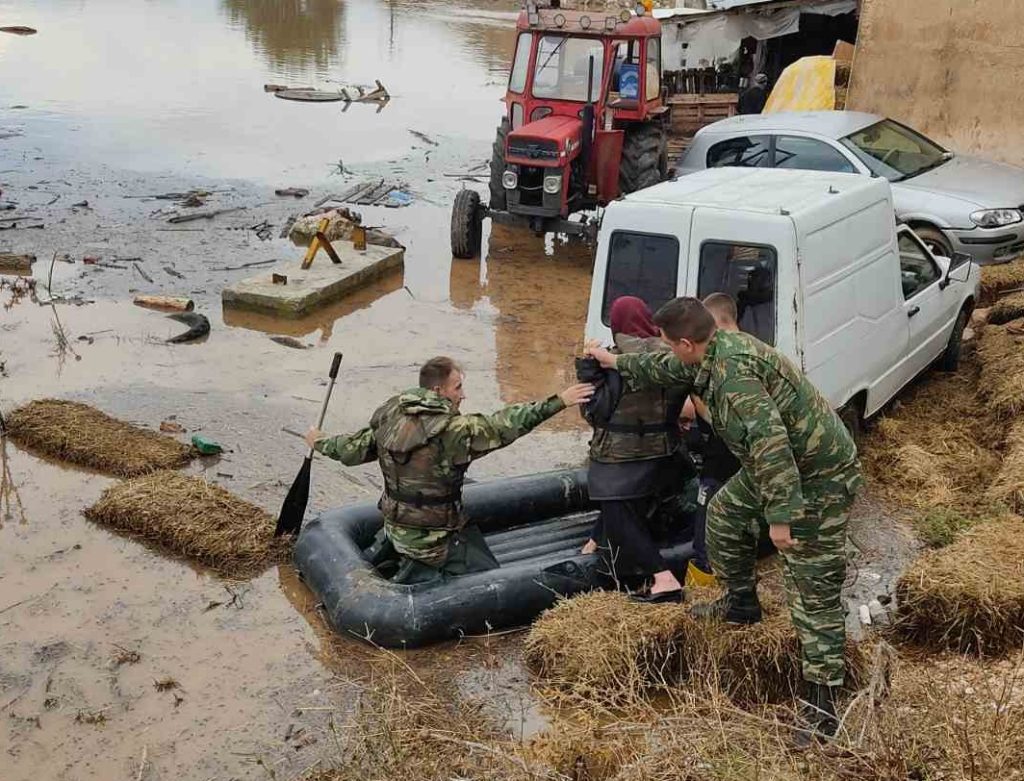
0, 253, 35, 274
133, 295, 194, 312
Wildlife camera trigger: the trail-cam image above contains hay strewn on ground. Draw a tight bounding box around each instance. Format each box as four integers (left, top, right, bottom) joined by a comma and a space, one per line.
976, 323, 1024, 419
988, 292, 1024, 325
895, 518, 1024, 656
980, 258, 1024, 303
524, 591, 865, 708
860, 354, 1002, 515
5, 399, 193, 477
989, 418, 1024, 514
300, 649, 1024, 781
84, 471, 288, 576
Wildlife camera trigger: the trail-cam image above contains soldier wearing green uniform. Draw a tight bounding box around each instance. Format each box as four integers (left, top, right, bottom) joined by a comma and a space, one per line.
306, 356, 593, 584
586, 298, 861, 743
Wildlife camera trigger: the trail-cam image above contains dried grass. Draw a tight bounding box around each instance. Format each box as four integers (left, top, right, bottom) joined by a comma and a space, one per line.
5, 399, 192, 477
894, 518, 1024, 656
524, 590, 866, 709
84, 471, 289, 577
976, 323, 1024, 419
523, 591, 688, 707
988, 292, 1024, 325
859, 355, 1002, 515
980, 257, 1024, 303
989, 418, 1024, 514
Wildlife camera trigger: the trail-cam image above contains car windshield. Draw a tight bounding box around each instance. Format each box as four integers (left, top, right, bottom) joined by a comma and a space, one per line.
532, 35, 605, 102
840, 119, 949, 181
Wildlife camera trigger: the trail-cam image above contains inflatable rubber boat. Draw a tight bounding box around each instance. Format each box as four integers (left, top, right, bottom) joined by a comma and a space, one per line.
294, 469, 697, 648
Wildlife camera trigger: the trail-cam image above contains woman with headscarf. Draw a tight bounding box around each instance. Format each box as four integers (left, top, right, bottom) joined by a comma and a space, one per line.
578, 296, 690, 602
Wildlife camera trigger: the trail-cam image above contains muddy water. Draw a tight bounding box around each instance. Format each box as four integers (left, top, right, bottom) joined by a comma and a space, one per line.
0, 0, 596, 778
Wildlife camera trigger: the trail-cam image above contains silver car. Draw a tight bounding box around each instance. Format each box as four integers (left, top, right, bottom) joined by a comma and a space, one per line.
676, 111, 1024, 264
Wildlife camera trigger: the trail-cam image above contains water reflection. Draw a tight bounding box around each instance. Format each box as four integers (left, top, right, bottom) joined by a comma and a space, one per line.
451, 226, 593, 427
221, 0, 347, 73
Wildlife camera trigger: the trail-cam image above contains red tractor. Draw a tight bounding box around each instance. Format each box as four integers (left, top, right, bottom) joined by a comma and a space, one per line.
450, 1, 669, 258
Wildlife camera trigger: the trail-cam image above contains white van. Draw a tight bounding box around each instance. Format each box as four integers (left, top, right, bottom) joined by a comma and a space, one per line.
584, 168, 980, 427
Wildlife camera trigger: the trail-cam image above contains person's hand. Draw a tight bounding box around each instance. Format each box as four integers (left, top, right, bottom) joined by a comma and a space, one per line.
770, 523, 798, 552
305, 426, 324, 449
559, 383, 595, 407
583, 339, 618, 369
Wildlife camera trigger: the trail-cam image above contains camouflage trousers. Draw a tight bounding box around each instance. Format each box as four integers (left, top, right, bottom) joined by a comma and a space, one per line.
707, 468, 855, 686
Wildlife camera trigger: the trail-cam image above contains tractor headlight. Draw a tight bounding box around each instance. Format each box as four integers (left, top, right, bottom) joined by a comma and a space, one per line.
543, 174, 562, 194
970, 208, 1022, 228
502, 170, 518, 190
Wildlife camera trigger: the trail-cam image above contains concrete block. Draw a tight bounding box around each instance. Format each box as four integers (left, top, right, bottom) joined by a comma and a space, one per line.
221, 244, 403, 317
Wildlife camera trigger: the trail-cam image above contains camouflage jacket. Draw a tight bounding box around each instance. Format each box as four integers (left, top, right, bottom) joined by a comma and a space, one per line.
588, 334, 685, 464
314, 387, 566, 564
616, 330, 862, 528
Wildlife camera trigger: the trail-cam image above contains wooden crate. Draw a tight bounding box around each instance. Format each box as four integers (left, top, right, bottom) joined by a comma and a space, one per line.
668, 93, 739, 136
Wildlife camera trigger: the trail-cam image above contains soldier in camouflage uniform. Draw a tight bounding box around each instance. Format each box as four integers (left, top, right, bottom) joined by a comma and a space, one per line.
306, 356, 593, 584
586, 298, 861, 742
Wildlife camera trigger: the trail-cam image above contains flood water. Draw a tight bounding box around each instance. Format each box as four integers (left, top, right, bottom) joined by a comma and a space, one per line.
0, 1, 599, 778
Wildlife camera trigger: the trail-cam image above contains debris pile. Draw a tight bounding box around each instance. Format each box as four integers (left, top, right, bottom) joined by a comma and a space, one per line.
987, 291, 1024, 325
894, 518, 1024, 655
84, 471, 289, 576
4, 400, 193, 477
289, 207, 400, 248
979, 257, 1024, 302
976, 321, 1024, 418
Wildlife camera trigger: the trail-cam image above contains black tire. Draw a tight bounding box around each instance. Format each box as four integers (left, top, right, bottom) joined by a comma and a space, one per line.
938, 307, 969, 372
451, 189, 482, 259
914, 226, 954, 259
620, 124, 667, 195
489, 119, 509, 211
838, 401, 863, 441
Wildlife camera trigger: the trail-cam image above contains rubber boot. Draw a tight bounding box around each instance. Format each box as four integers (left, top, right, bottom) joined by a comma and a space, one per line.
685, 560, 718, 589
793, 682, 840, 749
690, 588, 762, 624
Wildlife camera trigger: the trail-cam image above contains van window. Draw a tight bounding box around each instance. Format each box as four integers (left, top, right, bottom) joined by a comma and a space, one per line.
602, 231, 680, 325
774, 136, 857, 173
707, 136, 771, 168
698, 242, 777, 345
898, 233, 941, 298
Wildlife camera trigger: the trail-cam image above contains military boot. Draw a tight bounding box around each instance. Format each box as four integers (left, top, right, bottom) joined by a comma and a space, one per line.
690, 588, 762, 624
792, 682, 840, 749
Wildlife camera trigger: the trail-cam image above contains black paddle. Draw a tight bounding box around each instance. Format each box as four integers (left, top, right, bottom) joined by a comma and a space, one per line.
275, 351, 343, 537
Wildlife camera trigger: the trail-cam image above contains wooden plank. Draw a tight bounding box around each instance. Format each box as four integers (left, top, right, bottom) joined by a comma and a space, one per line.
356, 181, 393, 205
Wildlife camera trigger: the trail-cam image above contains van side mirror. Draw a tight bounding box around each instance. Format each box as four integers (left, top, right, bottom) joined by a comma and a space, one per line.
940, 251, 972, 289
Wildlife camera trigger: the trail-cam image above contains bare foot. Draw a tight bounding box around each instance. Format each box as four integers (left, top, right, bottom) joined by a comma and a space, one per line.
581, 538, 598, 555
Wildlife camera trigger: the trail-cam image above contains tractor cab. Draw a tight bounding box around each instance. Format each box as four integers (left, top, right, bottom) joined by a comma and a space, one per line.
450, 1, 671, 258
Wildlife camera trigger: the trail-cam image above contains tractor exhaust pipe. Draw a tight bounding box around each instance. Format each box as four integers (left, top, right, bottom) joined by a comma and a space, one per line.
580, 54, 595, 190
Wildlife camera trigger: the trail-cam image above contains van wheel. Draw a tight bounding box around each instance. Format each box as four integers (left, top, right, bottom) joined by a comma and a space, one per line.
939, 308, 969, 372
839, 402, 863, 441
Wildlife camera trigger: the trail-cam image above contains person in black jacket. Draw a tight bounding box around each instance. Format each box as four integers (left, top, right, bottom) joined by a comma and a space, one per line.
738, 73, 769, 114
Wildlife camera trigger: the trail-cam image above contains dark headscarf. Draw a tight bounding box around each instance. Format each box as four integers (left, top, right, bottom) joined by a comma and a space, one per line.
609, 296, 659, 339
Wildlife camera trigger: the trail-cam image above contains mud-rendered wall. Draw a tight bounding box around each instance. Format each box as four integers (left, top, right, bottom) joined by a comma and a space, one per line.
848, 0, 1024, 166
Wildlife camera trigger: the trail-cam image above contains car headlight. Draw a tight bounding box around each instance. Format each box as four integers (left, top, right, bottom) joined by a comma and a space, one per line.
970, 208, 1023, 228
502, 170, 518, 190
543, 174, 562, 194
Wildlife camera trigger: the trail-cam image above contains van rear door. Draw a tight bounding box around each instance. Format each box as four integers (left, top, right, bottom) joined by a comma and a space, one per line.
584, 203, 692, 344
684, 207, 799, 362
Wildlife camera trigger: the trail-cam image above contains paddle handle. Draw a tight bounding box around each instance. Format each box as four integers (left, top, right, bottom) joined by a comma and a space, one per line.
309, 351, 343, 456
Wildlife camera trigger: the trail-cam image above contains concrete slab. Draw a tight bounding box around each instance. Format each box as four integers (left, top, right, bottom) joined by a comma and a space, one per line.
221, 243, 404, 317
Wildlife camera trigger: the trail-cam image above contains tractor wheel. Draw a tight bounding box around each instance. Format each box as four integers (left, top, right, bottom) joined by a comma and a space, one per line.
489, 119, 510, 211
451, 189, 483, 259
620, 124, 667, 195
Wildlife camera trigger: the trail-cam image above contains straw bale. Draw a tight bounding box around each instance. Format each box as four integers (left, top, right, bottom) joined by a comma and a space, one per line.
980, 257, 1024, 302
894, 518, 1024, 655
5, 399, 192, 477
84, 471, 289, 576
976, 323, 1024, 418
523, 591, 688, 706
988, 292, 1024, 325
988, 418, 1024, 514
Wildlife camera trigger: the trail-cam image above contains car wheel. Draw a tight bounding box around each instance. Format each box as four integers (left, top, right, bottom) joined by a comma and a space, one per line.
914, 226, 954, 259
838, 400, 863, 441
938, 308, 969, 372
